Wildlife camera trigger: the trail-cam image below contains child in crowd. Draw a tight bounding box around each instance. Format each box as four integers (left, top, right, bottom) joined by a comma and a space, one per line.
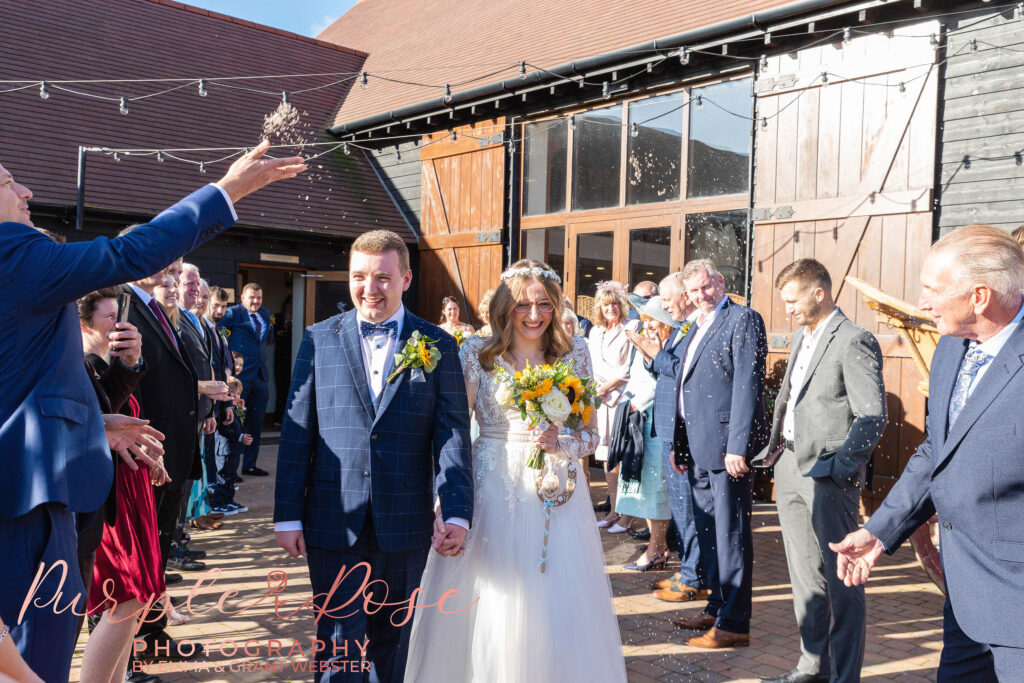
211, 376, 250, 515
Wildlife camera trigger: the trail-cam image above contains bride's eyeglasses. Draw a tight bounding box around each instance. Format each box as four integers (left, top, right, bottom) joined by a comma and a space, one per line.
514, 301, 555, 315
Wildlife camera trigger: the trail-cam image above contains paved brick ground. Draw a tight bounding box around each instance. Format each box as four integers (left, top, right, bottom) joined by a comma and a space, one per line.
71, 446, 943, 682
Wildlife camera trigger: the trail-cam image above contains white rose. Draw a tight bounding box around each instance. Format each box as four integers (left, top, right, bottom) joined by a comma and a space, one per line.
539, 390, 572, 424
494, 381, 515, 408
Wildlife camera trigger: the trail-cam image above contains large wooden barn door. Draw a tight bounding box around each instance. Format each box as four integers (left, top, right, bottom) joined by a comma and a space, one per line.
751, 21, 938, 508
418, 119, 506, 327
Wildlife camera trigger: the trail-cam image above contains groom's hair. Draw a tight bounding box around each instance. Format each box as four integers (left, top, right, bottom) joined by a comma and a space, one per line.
351, 230, 410, 273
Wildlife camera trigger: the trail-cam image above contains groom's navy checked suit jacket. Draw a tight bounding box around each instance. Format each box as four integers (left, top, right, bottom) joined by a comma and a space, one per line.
274, 308, 474, 553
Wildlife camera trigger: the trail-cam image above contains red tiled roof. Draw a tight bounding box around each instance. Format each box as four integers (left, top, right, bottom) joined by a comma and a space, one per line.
320, 0, 795, 128
0, 0, 411, 240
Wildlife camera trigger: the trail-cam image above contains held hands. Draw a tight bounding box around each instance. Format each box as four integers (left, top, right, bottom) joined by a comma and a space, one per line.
531, 422, 559, 453
276, 529, 307, 558
625, 329, 661, 363
198, 380, 232, 401
829, 528, 885, 587
108, 322, 142, 367
241, 433, 254, 446
102, 414, 165, 470
431, 513, 467, 557
724, 453, 750, 478
149, 457, 172, 487
215, 139, 307, 204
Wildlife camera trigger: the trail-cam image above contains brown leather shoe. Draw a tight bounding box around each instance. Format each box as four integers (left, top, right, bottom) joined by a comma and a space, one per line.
653, 583, 709, 603
208, 512, 225, 520
687, 626, 750, 648
651, 572, 681, 591
672, 613, 716, 630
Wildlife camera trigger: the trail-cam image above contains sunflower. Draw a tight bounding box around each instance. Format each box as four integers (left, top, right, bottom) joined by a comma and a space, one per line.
559, 377, 584, 405
521, 377, 554, 401
581, 404, 594, 425
417, 340, 431, 366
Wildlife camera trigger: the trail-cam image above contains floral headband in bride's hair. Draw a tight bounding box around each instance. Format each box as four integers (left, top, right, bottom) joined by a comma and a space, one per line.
500, 266, 562, 284
595, 280, 626, 297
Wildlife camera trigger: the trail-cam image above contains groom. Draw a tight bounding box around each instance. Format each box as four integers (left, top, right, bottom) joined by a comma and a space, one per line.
274, 229, 474, 682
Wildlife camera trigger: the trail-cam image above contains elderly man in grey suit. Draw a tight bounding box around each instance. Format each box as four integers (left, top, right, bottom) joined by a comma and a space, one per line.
753, 259, 886, 683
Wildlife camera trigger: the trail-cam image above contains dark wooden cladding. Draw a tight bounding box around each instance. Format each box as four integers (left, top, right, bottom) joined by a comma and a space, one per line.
0, 0, 409, 239
418, 121, 506, 327
752, 23, 939, 511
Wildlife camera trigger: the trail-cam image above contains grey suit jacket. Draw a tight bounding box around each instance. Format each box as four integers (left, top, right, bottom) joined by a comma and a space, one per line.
753, 310, 886, 488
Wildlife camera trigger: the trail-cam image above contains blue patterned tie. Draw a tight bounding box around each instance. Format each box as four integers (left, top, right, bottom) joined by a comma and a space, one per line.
947, 346, 991, 429
360, 320, 399, 339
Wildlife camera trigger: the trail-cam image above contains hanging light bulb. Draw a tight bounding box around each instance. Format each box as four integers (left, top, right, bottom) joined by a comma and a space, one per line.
760, 54, 768, 70
199, 161, 207, 174
395, 146, 402, 161
507, 139, 517, 156
450, 130, 457, 142
281, 91, 290, 106
678, 47, 690, 65
119, 97, 129, 115
760, 117, 768, 130
1018, 1, 1023, 19
843, 27, 851, 45
970, 38, 978, 52
113, 152, 120, 162
898, 81, 906, 94
820, 72, 829, 84
343, 142, 350, 155
444, 84, 452, 103
630, 122, 639, 138
157, 151, 164, 162
518, 61, 527, 79
929, 33, 938, 47
568, 114, 576, 130
601, 81, 610, 100
198, 79, 208, 97
695, 94, 703, 109
39, 81, 50, 99
359, 71, 368, 89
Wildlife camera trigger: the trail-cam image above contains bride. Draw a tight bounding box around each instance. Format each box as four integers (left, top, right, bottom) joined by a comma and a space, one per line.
405, 260, 628, 682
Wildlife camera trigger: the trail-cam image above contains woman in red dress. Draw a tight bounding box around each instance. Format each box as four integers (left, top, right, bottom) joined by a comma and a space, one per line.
77, 289, 169, 683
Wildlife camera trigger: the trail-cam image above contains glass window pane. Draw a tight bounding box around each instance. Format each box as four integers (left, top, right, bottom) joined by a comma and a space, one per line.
571, 105, 623, 210
574, 231, 615, 315
687, 79, 752, 198
627, 93, 683, 205
628, 227, 671, 288
686, 210, 749, 295
522, 226, 565, 281
523, 119, 567, 216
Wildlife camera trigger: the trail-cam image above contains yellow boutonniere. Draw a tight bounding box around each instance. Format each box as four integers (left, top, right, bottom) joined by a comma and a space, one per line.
386, 330, 441, 383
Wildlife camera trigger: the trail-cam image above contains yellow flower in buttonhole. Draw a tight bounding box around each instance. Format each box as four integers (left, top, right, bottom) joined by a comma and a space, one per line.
416, 340, 431, 366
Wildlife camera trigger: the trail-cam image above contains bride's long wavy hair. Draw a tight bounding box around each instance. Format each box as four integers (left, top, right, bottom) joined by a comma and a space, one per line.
477, 259, 573, 371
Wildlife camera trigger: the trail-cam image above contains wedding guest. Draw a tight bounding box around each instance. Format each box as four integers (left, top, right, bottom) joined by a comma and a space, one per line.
0, 615, 42, 683
832, 226, 1024, 681
653, 259, 768, 648
1012, 224, 1024, 249
439, 295, 475, 336
0, 142, 302, 681
477, 289, 495, 336
218, 283, 272, 477
628, 280, 659, 320
628, 273, 707, 603
588, 280, 641, 532
752, 259, 886, 683
205, 286, 235, 489
564, 295, 593, 338
561, 308, 583, 339
232, 350, 244, 376
78, 289, 171, 683
618, 296, 676, 572
212, 376, 250, 516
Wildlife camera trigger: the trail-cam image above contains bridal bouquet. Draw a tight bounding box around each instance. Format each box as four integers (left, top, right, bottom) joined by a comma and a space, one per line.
493, 359, 600, 469
452, 328, 472, 347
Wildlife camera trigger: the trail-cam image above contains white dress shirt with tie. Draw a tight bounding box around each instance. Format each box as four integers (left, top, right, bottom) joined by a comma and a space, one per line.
274, 305, 468, 533
956, 298, 1024, 398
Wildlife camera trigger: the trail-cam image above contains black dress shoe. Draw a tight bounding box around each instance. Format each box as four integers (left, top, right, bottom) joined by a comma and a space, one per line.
136, 632, 206, 661
628, 528, 652, 541
126, 669, 163, 682
759, 670, 830, 683
179, 546, 206, 559
234, 475, 244, 483
168, 555, 206, 571
241, 466, 269, 477
593, 496, 611, 513
164, 572, 182, 585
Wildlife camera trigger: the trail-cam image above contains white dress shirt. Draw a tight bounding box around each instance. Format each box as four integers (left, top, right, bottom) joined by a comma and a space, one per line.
210, 184, 238, 221
678, 297, 728, 419
961, 297, 1024, 398
275, 305, 468, 533
782, 307, 839, 441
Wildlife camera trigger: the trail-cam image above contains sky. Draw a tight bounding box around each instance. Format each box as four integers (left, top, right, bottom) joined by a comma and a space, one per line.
182, 0, 358, 37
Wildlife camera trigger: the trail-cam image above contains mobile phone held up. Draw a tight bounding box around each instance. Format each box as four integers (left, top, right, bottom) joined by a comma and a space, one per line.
117, 292, 131, 324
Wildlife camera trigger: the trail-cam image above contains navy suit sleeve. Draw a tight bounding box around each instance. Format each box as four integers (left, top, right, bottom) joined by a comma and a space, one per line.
864, 431, 936, 553
274, 328, 317, 524
652, 346, 680, 379
727, 310, 767, 458
0, 185, 233, 310
431, 335, 474, 523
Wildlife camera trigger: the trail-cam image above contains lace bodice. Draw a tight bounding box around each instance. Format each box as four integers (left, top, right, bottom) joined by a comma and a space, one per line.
459, 335, 599, 512
459, 335, 599, 459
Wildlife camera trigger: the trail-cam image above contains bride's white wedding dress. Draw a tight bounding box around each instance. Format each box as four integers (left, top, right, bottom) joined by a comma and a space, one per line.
404, 335, 628, 683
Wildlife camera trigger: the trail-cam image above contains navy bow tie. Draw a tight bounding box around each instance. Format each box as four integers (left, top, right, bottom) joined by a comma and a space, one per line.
359, 320, 399, 339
